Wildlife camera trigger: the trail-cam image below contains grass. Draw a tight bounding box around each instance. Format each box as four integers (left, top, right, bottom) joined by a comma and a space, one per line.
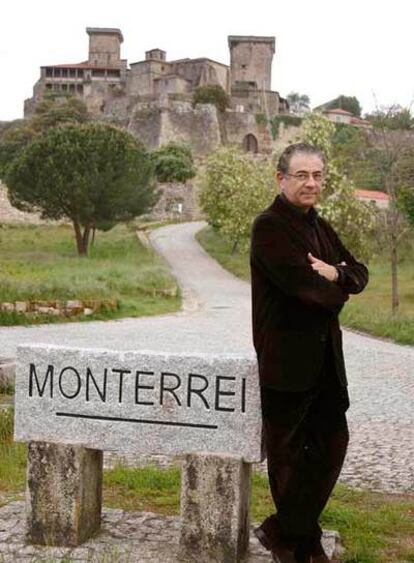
196, 226, 414, 346
0, 408, 413, 563
0, 223, 180, 326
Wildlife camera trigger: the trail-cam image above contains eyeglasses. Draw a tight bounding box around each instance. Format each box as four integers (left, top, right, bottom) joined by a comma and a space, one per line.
284, 172, 324, 183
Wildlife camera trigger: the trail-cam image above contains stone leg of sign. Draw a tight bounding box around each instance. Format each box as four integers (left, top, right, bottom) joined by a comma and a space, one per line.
26, 442, 103, 546
178, 453, 251, 563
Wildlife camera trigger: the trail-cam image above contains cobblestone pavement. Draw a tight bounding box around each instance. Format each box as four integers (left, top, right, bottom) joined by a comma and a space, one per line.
1, 221, 414, 496
0, 501, 342, 562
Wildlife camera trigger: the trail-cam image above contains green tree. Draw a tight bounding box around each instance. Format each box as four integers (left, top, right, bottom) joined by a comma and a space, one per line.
31, 96, 89, 131
368, 121, 414, 312
193, 85, 230, 113
332, 124, 383, 191
0, 97, 89, 176
286, 92, 310, 114
302, 113, 376, 261
365, 105, 413, 130
199, 148, 274, 252
0, 121, 36, 177
322, 95, 362, 117
6, 123, 157, 256
151, 142, 196, 183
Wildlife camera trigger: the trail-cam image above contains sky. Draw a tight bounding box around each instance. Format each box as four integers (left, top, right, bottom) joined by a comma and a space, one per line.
1, 0, 414, 121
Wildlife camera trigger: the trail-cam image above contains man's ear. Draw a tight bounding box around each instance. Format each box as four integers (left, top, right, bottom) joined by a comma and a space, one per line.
276, 171, 284, 191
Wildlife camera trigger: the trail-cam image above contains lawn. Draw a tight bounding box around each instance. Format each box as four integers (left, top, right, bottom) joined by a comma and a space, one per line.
0, 407, 413, 563
196, 226, 414, 346
0, 223, 180, 325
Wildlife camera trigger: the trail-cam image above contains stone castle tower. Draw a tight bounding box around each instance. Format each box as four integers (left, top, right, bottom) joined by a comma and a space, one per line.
87, 28, 123, 67
228, 36, 275, 91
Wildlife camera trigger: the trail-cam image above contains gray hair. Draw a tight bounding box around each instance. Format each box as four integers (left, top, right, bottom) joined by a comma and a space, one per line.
277, 143, 326, 174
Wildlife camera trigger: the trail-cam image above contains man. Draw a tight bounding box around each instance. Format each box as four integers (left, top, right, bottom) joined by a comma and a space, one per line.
250, 143, 368, 563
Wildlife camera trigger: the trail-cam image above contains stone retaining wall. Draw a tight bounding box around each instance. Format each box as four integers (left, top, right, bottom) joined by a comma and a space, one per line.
0, 298, 118, 318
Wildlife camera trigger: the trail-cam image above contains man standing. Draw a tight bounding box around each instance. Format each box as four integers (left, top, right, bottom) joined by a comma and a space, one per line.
250, 143, 368, 563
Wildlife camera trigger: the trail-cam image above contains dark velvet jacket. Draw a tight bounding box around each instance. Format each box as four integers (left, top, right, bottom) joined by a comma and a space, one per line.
250, 195, 368, 391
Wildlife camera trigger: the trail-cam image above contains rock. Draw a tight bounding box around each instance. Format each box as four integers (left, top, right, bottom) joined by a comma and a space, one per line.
26, 442, 102, 547
14, 302, 27, 313
179, 453, 251, 563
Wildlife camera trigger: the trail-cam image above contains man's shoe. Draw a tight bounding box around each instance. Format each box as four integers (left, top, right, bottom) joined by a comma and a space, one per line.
254, 527, 299, 563
271, 544, 299, 563
254, 526, 273, 551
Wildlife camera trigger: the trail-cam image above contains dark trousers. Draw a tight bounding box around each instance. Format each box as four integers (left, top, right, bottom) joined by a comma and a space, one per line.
259, 350, 350, 556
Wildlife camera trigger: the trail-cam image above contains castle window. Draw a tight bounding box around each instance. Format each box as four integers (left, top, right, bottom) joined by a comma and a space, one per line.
53, 84, 60, 90
69, 69, 76, 77
53, 68, 61, 77
46, 68, 53, 77
45, 84, 52, 90
107, 69, 120, 78
77, 69, 84, 78
241, 64, 247, 69
77, 84, 84, 94
62, 84, 68, 91
92, 69, 105, 77
69, 84, 75, 92
62, 69, 68, 77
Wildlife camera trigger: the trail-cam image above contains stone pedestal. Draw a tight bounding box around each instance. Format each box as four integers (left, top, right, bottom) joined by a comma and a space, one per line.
179, 453, 251, 563
26, 442, 103, 546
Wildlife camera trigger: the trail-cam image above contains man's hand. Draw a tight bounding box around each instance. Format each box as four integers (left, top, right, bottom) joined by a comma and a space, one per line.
308, 253, 340, 282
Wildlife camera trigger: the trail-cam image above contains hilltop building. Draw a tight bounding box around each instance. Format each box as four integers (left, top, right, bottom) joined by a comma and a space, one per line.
24, 28, 288, 155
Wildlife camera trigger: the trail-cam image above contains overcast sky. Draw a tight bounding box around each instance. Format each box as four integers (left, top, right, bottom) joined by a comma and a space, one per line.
1, 0, 413, 121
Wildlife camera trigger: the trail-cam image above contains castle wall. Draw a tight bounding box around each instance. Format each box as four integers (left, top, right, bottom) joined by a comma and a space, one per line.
128, 61, 169, 96
154, 76, 190, 96
150, 181, 200, 221
126, 101, 221, 155
159, 103, 221, 155
172, 60, 229, 92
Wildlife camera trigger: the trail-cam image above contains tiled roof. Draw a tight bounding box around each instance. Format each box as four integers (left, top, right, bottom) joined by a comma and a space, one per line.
350, 116, 372, 126
42, 63, 120, 70
355, 189, 390, 200
324, 108, 353, 116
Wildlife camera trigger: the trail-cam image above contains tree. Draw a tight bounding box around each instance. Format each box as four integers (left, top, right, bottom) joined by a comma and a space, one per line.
0, 97, 89, 177
365, 105, 414, 130
302, 113, 376, 261
286, 92, 310, 115
367, 118, 414, 312
199, 148, 274, 252
321, 95, 362, 117
332, 124, 383, 191
31, 96, 89, 131
0, 121, 36, 177
192, 85, 230, 113
6, 123, 158, 256
151, 142, 196, 183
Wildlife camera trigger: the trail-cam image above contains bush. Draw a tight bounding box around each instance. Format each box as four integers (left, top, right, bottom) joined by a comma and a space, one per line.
192, 85, 230, 113
152, 143, 196, 183
270, 115, 303, 139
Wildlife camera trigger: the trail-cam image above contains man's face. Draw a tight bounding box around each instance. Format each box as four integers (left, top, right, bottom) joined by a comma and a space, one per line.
277, 153, 324, 210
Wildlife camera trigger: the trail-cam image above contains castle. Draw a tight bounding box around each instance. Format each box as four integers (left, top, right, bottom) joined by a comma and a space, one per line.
25, 28, 288, 155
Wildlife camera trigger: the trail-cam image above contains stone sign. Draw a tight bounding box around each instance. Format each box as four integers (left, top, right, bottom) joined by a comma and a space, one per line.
14, 344, 262, 462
